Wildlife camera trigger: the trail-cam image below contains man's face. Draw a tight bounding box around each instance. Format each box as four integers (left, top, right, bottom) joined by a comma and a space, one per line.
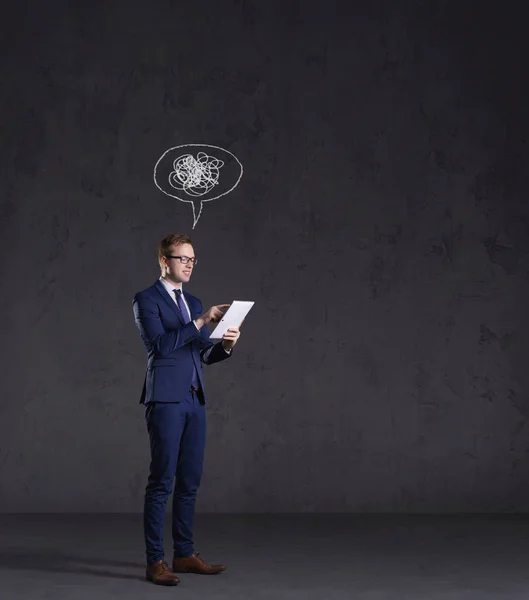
163, 243, 196, 284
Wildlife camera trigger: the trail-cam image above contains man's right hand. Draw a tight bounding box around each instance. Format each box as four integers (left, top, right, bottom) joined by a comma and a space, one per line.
195, 304, 230, 330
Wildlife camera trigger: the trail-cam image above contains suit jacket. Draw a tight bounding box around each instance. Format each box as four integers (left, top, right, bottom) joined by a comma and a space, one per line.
133, 279, 231, 404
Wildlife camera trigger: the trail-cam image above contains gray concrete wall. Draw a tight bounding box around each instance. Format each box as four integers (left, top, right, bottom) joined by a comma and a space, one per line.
1, 0, 528, 512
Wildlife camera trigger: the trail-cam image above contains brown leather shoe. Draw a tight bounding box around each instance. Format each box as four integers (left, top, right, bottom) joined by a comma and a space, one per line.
172, 552, 227, 574
146, 560, 180, 585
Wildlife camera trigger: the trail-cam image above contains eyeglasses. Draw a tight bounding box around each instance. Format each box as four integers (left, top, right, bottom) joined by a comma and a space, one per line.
166, 255, 198, 266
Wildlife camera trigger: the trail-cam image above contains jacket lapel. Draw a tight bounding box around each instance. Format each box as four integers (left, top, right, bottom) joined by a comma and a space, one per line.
154, 280, 185, 326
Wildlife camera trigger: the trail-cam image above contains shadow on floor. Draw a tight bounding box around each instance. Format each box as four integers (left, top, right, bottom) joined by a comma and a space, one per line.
0, 550, 145, 581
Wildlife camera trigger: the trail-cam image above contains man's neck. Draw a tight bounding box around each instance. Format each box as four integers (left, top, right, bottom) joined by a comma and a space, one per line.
161, 275, 182, 290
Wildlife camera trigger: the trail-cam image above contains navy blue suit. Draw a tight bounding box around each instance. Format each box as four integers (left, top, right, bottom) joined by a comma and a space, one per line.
133, 279, 231, 562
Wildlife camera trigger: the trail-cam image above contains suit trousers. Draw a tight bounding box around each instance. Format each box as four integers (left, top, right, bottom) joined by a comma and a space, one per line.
143, 389, 206, 564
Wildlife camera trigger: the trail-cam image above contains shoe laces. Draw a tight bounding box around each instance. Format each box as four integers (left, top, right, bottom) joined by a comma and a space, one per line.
157, 560, 172, 574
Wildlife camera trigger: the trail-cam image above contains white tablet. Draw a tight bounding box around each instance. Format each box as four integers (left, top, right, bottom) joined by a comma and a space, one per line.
209, 300, 254, 340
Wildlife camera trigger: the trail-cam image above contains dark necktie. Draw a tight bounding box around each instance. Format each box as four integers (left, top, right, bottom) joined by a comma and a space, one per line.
174, 289, 191, 323
174, 289, 199, 389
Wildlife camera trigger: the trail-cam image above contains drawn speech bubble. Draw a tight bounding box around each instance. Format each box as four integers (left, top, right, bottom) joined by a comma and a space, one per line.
153, 144, 243, 228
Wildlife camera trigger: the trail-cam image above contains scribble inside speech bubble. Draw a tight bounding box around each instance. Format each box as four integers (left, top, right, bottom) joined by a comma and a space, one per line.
154, 144, 243, 228
169, 152, 224, 197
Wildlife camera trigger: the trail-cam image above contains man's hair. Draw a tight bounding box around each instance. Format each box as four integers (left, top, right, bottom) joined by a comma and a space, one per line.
158, 233, 193, 269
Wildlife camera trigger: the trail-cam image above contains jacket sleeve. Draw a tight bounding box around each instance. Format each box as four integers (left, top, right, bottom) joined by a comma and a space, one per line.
133, 292, 201, 356
195, 305, 232, 365
201, 342, 233, 365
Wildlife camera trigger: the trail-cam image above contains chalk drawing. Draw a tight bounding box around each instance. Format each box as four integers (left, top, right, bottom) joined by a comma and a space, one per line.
154, 144, 243, 228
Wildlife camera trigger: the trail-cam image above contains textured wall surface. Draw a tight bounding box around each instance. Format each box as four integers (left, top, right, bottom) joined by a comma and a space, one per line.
1, 1, 528, 512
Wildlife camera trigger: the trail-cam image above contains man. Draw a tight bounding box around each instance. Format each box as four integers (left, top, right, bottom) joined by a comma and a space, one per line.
133, 233, 241, 586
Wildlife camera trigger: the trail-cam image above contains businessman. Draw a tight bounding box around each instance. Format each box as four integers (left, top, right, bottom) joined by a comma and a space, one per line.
133, 233, 241, 586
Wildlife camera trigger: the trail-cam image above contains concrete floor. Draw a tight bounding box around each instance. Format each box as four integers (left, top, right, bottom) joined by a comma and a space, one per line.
1, 514, 529, 599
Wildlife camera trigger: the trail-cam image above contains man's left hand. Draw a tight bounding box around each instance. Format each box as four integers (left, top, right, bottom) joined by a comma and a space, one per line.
221, 327, 241, 351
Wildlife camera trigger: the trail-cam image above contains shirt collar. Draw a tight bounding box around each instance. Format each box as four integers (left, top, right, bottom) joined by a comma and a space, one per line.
159, 276, 182, 296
